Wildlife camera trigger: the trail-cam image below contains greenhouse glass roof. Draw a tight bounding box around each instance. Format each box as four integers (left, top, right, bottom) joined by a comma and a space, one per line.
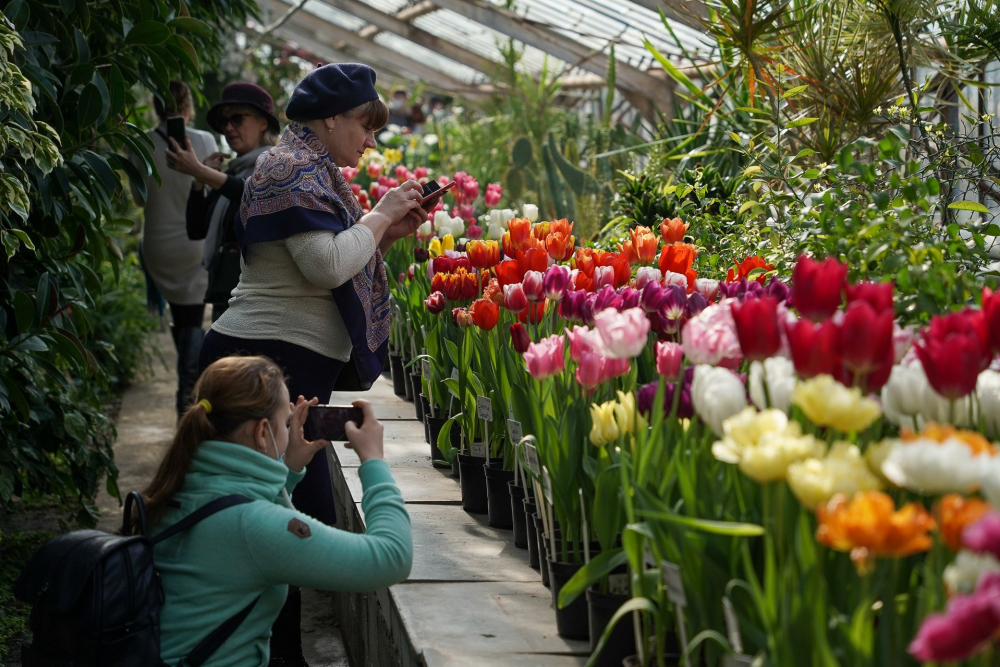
258, 0, 713, 99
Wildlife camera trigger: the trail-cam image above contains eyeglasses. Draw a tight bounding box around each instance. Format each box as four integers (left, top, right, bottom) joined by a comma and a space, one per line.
220, 113, 248, 129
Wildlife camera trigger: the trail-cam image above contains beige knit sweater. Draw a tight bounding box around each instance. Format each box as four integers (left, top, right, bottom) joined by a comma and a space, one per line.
211, 227, 377, 361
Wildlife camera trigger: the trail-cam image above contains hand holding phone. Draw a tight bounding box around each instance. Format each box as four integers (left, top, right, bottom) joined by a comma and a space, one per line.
305, 404, 364, 441
166, 116, 186, 147
420, 181, 455, 210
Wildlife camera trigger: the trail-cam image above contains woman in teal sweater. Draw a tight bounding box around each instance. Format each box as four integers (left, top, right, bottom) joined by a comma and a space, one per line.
141, 355, 411, 667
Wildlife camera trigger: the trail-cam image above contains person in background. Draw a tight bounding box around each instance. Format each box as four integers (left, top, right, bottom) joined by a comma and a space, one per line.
407, 102, 426, 135
145, 355, 411, 667
166, 82, 279, 321
427, 95, 447, 121
131, 80, 219, 417
198, 63, 425, 666
386, 87, 411, 129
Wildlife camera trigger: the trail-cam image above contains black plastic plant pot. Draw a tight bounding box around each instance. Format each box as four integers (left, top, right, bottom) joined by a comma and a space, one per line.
425, 416, 452, 469
525, 500, 540, 568
401, 359, 414, 402
587, 589, 636, 667
485, 466, 515, 529
548, 558, 589, 640
420, 395, 431, 437
509, 482, 528, 548
449, 429, 463, 478
389, 354, 406, 397
458, 455, 501, 514
533, 513, 549, 586
410, 373, 423, 420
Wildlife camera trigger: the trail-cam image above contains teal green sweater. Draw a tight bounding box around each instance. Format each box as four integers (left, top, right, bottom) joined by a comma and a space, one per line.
154, 441, 411, 667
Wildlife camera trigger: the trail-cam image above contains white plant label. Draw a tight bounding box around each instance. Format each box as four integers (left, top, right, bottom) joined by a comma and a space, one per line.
608, 573, 629, 596
422, 358, 432, 378
470, 442, 487, 458
448, 368, 459, 397
523, 443, 540, 475
661, 560, 687, 607
541, 467, 553, 504
476, 395, 493, 421
507, 419, 522, 443
722, 657, 753, 667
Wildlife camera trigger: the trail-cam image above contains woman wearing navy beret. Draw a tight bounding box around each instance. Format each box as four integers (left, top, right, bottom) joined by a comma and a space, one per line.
198, 63, 425, 666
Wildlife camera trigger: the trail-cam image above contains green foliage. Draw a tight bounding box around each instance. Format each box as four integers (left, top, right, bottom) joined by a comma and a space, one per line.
0, 530, 52, 661
0, 0, 256, 519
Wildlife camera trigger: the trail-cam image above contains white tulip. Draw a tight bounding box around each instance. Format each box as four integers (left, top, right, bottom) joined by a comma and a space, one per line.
635, 267, 662, 290
881, 363, 927, 431
881, 437, 988, 495
488, 209, 505, 228
448, 217, 466, 237
487, 222, 505, 240
979, 370, 1000, 439
692, 365, 748, 436
523, 203, 539, 222
417, 220, 433, 238
944, 551, 1000, 595
748, 357, 796, 413
433, 210, 451, 232
981, 456, 1000, 507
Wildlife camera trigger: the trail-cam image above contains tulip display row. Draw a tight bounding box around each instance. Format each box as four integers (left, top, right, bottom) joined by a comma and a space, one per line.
382, 198, 1000, 666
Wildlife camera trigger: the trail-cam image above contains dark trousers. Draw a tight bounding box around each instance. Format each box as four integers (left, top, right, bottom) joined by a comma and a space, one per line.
169, 303, 206, 418
199, 330, 346, 662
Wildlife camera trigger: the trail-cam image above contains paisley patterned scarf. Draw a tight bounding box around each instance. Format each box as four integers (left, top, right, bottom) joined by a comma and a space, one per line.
236, 122, 390, 384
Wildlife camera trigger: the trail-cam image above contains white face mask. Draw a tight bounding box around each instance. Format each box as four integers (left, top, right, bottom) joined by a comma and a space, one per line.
266, 423, 284, 463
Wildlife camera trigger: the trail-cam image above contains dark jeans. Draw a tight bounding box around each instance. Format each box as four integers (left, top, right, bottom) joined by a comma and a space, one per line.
199, 330, 344, 526
169, 303, 206, 417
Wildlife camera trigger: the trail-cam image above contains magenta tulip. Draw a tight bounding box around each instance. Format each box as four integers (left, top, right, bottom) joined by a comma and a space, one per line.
503, 283, 528, 313
543, 265, 569, 301
522, 270, 545, 303
656, 341, 683, 379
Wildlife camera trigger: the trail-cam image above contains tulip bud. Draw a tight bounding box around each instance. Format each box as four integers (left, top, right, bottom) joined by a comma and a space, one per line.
510, 322, 531, 353
619, 287, 641, 311
503, 283, 528, 313
656, 341, 683, 379
522, 270, 545, 303
635, 267, 662, 290
693, 278, 720, 302
594, 265, 615, 290
543, 265, 570, 301
452, 307, 474, 328
662, 271, 688, 289
523, 203, 539, 223
425, 291, 446, 314
791, 256, 848, 322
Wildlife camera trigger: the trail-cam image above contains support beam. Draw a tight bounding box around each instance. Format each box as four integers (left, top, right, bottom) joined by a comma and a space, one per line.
358, 0, 437, 39
319, 0, 499, 77
428, 0, 672, 116
624, 0, 707, 29
271, 0, 485, 95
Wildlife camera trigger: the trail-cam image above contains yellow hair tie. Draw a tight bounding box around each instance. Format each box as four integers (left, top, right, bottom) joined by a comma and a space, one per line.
197, 399, 212, 414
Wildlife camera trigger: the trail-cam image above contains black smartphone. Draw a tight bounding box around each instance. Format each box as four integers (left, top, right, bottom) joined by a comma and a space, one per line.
420, 180, 455, 210
166, 116, 186, 147
304, 405, 364, 441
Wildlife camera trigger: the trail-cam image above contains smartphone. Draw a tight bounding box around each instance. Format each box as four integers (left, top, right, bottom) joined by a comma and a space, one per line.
420, 180, 456, 209
304, 405, 364, 441
166, 116, 186, 147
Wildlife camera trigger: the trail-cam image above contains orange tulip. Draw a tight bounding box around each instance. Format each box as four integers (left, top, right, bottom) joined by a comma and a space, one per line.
659, 243, 698, 276
817, 491, 935, 575
546, 231, 575, 261
902, 423, 997, 456
483, 277, 503, 305
532, 221, 550, 240
726, 256, 774, 285
630, 226, 659, 264
467, 240, 499, 269
660, 217, 689, 244
619, 239, 639, 265
937, 494, 991, 552
508, 217, 532, 248
600, 251, 632, 288
470, 298, 499, 331
549, 218, 575, 236
495, 259, 520, 287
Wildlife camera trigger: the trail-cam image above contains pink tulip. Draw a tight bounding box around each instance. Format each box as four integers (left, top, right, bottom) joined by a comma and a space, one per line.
341, 166, 359, 182
460, 204, 476, 223
908, 573, 1000, 663
594, 308, 651, 359
601, 357, 630, 381
395, 165, 409, 181
485, 183, 502, 207
438, 175, 451, 187
414, 167, 428, 179
387, 177, 399, 188
656, 341, 683, 379
503, 283, 528, 313
681, 300, 743, 368
543, 265, 570, 301
594, 265, 615, 290
376, 185, 389, 201
694, 278, 720, 302
522, 270, 545, 303
635, 267, 662, 290
964, 513, 1000, 559
565, 325, 601, 363
663, 271, 688, 289
576, 349, 604, 390
466, 224, 483, 240
523, 334, 565, 381
368, 162, 381, 178
463, 179, 479, 201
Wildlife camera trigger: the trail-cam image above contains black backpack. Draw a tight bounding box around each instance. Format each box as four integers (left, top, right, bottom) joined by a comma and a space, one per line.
14, 492, 260, 667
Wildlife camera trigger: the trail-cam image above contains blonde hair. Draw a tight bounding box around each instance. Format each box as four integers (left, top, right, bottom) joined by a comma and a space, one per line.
139, 356, 286, 527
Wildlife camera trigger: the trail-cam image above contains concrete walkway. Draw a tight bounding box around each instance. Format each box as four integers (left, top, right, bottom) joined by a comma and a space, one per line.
96, 330, 349, 667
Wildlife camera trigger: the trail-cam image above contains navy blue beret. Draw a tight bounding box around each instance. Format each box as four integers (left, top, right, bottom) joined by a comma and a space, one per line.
286, 63, 380, 121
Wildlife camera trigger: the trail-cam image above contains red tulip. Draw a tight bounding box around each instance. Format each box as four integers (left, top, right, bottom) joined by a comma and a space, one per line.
495, 259, 520, 287
431, 256, 454, 274
730, 296, 781, 362
503, 283, 528, 313
470, 298, 500, 331
727, 256, 773, 285
791, 256, 848, 322
786, 318, 841, 378
847, 281, 894, 313
983, 287, 1000, 355
916, 311, 988, 399
841, 300, 894, 376
658, 243, 697, 277
510, 322, 531, 353
424, 291, 446, 314
925, 309, 991, 370
519, 301, 546, 324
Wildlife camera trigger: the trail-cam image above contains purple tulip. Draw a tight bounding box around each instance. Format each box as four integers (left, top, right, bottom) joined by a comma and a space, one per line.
593, 285, 624, 313
659, 285, 687, 323
543, 265, 570, 302
619, 286, 641, 311
764, 277, 790, 303
686, 291, 709, 317
558, 289, 589, 322
641, 281, 667, 313
637, 370, 695, 419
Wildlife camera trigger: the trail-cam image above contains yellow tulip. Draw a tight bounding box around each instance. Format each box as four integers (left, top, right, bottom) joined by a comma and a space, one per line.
792, 375, 881, 433
712, 407, 824, 483
442, 234, 455, 252
428, 238, 442, 257
383, 148, 403, 165
589, 401, 620, 446
613, 391, 646, 435
787, 442, 883, 510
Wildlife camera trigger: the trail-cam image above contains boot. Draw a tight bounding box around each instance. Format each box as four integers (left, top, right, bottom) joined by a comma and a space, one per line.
268, 587, 309, 667
174, 326, 205, 417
